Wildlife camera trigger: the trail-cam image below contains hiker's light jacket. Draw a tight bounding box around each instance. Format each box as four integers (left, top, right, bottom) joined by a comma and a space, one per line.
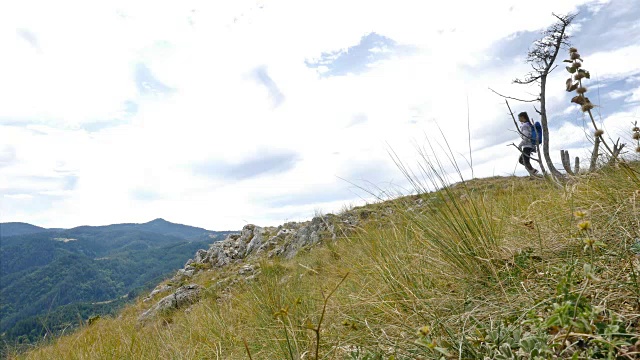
519, 122, 535, 149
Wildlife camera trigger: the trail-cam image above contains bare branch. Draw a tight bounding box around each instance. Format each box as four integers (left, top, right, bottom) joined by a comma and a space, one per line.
552, 12, 576, 25
489, 88, 539, 103
611, 142, 626, 164
531, 63, 543, 72
513, 74, 542, 85
544, 13, 577, 71
508, 144, 541, 163
504, 99, 526, 137
536, 146, 548, 175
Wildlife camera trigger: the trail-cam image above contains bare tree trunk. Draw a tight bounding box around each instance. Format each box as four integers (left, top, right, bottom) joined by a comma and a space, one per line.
540, 75, 563, 178
590, 136, 600, 171
561, 150, 574, 175
536, 145, 548, 176
610, 139, 625, 165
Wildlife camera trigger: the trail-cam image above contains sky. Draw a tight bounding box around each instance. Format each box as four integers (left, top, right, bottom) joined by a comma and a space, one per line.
1, 0, 639, 230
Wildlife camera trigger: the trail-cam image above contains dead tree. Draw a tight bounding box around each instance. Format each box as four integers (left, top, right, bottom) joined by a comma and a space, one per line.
512, 13, 577, 179
610, 138, 625, 165
560, 150, 579, 175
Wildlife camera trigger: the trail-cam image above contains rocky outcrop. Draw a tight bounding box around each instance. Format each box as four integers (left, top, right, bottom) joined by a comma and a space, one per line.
143, 284, 173, 302
175, 214, 353, 277
140, 211, 371, 322
138, 284, 202, 322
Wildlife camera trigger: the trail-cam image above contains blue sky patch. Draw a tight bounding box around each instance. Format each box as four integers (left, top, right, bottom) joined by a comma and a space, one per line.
122, 100, 139, 115
134, 63, 175, 96
130, 188, 163, 201
16, 28, 39, 51
0, 146, 17, 168
252, 66, 285, 108
346, 113, 368, 127
573, 0, 640, 55
306, 32, 415, 77
80, 100, 138, 132
261, 186, 355, 208
62, 175, 79, 191
193, 150, 300, 181
471, 0, 640, 73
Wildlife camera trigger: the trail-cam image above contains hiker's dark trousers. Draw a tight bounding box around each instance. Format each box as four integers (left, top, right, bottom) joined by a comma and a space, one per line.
519, 147, 535, 171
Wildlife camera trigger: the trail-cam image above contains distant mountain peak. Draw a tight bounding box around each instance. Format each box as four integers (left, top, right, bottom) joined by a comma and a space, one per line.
0, 222, 49, 237
147, 218, 170, 224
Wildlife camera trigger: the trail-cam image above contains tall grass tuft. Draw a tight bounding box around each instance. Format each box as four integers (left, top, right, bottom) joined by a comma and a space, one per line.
388, 140, 505, 282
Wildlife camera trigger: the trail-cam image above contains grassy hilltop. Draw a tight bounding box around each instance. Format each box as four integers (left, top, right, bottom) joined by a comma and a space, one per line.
12, 164, 640, 359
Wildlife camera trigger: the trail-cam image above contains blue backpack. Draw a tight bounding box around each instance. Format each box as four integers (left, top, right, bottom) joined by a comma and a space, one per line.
532, 121, 543, 145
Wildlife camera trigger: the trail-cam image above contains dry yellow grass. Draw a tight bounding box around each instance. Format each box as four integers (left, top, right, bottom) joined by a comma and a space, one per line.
12, 165, 640, 359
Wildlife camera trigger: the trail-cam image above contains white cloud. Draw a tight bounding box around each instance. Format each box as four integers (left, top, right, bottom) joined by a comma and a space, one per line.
586, 0, 613, 14
628, 87, 640, 103
603, 86, 640, 103
3, 194, 34, 200
1, 0, 637, 230
608, 89, 630, 99
583, 45, 640, 81
563, 105, 579, 115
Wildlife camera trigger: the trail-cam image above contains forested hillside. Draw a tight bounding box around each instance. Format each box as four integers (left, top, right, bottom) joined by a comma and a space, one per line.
0, 223, 51, 238
0, 219, 235, 349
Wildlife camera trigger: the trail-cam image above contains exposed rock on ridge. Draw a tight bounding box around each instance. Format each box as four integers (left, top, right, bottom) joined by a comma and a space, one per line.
138, 284, 202, 322
140, 213, 365, 319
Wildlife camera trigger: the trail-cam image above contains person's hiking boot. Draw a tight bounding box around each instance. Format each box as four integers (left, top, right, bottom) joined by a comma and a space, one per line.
527, 168, 539, 176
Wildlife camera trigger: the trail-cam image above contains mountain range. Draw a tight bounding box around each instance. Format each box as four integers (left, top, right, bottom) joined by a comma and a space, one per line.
0, 218, 236, 346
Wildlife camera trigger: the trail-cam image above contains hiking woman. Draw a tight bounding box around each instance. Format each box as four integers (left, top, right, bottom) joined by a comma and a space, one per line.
518, 111, 539, 175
